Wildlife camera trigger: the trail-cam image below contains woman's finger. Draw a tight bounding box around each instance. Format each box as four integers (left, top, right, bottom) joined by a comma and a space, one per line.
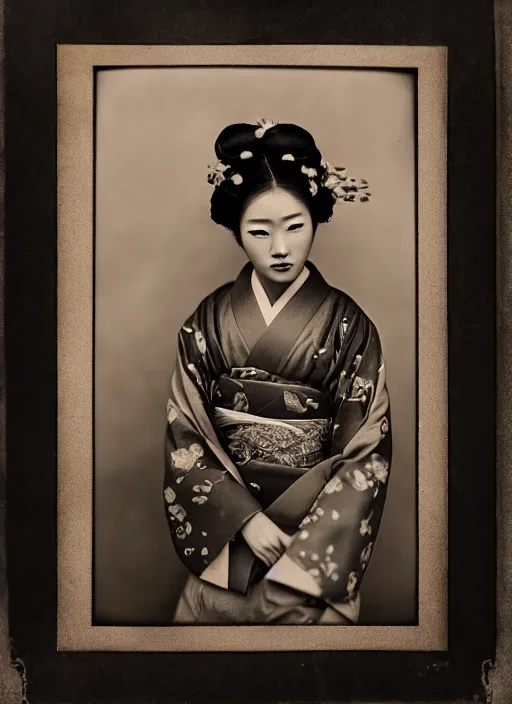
260, 542, 278, 564
260, 532, 280, 551
262, 542, 280, 563
278, 531, 292, 548
264, 549, 278, 566
267, 534, 289, 556
267, 533, 283, 551
257, 549, 271, 567
263, 545, 280, 563
267, 535, 281, 553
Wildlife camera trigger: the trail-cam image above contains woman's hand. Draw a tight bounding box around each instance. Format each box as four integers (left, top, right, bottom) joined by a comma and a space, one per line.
241, 512, 291, 567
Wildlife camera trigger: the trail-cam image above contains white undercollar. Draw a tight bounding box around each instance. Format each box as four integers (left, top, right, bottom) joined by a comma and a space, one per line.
251, 266, 310, 327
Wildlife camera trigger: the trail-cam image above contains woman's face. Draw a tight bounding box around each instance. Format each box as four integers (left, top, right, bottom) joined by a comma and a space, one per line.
239, 188, 315, 286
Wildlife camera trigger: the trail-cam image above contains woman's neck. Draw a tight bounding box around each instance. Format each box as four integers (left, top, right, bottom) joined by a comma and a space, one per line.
259, 277, 291, 305
255, 265, 308, 306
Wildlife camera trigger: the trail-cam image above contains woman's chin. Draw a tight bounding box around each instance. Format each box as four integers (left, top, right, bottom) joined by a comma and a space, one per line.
265, 267, 298, 283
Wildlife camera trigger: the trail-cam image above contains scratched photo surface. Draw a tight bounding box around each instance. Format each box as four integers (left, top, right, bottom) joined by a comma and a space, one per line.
93, 67, 416, 626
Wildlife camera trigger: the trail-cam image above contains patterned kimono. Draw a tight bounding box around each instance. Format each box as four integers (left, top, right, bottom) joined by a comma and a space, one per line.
163, 261, 391, 625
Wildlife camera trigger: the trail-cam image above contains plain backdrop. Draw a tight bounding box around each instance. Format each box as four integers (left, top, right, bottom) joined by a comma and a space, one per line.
94, 67, 416, 625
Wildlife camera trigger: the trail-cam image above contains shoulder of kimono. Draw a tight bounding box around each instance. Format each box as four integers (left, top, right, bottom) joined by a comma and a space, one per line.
180, 281, 234, 328
198, 281, 234, 312
329, 287, 375, 326
328, 288, 382, 350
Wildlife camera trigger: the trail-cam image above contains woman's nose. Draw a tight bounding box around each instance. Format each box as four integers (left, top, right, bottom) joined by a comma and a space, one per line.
270, 232, 289, 257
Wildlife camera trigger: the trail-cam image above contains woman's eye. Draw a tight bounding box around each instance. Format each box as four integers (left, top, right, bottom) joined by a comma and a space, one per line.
248, 230, 269, 238
288, 223, 304, 231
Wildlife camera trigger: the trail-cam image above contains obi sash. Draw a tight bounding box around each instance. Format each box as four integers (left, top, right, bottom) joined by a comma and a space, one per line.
213, 367, 332, 509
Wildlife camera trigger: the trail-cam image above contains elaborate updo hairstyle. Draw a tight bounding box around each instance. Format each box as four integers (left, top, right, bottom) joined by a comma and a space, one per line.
209, 121, 335, 244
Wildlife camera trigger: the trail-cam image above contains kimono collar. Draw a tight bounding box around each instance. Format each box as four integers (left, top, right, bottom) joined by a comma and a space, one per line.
230, 261, 332, 374
251, 266, 311, 327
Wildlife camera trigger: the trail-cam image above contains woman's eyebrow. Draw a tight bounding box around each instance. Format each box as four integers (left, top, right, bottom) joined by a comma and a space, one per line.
246, 212, 304, 225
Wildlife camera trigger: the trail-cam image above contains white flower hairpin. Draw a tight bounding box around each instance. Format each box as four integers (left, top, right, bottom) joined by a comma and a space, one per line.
255, 117, 278, 138
301, 165, 319, 196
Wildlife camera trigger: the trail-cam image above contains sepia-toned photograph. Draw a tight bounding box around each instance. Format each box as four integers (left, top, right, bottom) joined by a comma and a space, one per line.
95, 68, 411, 628
57, 45, 446, 651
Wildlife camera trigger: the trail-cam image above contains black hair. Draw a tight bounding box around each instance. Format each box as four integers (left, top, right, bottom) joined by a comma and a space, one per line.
209, 122, 335, 244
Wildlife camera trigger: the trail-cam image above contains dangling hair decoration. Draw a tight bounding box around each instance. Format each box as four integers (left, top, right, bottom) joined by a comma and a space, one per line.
321, 159, 371, 203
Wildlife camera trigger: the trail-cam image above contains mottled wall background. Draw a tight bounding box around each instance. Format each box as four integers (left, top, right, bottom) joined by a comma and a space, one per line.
94, 67, 416, 625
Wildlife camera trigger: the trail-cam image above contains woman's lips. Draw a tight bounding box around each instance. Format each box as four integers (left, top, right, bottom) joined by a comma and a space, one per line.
270, 263, 292, 272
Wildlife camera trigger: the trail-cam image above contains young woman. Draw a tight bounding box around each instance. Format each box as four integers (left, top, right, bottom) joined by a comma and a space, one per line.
163, 120, 391, 625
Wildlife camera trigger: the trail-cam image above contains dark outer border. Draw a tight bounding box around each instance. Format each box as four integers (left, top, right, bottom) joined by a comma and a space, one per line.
0, 0, 23, 701
491, 1, 512, 703
3, 0, 497, 702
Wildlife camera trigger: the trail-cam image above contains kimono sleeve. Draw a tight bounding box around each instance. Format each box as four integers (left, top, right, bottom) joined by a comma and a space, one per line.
163, 313, 261, 583
266, 316, 392, 612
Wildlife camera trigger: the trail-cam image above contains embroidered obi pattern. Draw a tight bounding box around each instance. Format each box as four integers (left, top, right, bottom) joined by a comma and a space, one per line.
214, 410, 331, 468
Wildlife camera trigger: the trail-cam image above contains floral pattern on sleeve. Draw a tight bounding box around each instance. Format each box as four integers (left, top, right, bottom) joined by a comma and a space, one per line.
164, 311, 261, 582
269, 317, 392, 604
286, 452, 390, 601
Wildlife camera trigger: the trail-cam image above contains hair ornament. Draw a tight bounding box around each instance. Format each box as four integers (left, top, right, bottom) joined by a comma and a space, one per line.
207, 160, 229, 186
240, 150, 253, 160
255, 117, 278, 139
231, 173, 243, 185
282, 153, 295, 161
300, 165, 319, 196
301, 166, 318, 178
321, 160, 371, 204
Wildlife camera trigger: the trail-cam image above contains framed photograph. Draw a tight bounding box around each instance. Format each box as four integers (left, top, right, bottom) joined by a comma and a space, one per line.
57, 45, 444, 651
3, 1, 498, 702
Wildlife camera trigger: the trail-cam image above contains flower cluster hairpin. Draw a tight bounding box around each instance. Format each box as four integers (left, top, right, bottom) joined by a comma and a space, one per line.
207, 161, 229, 186
254, 117, 278, 138
296, 160, 370, 202
321, 160, 370, 203
207, 161, 243, 187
